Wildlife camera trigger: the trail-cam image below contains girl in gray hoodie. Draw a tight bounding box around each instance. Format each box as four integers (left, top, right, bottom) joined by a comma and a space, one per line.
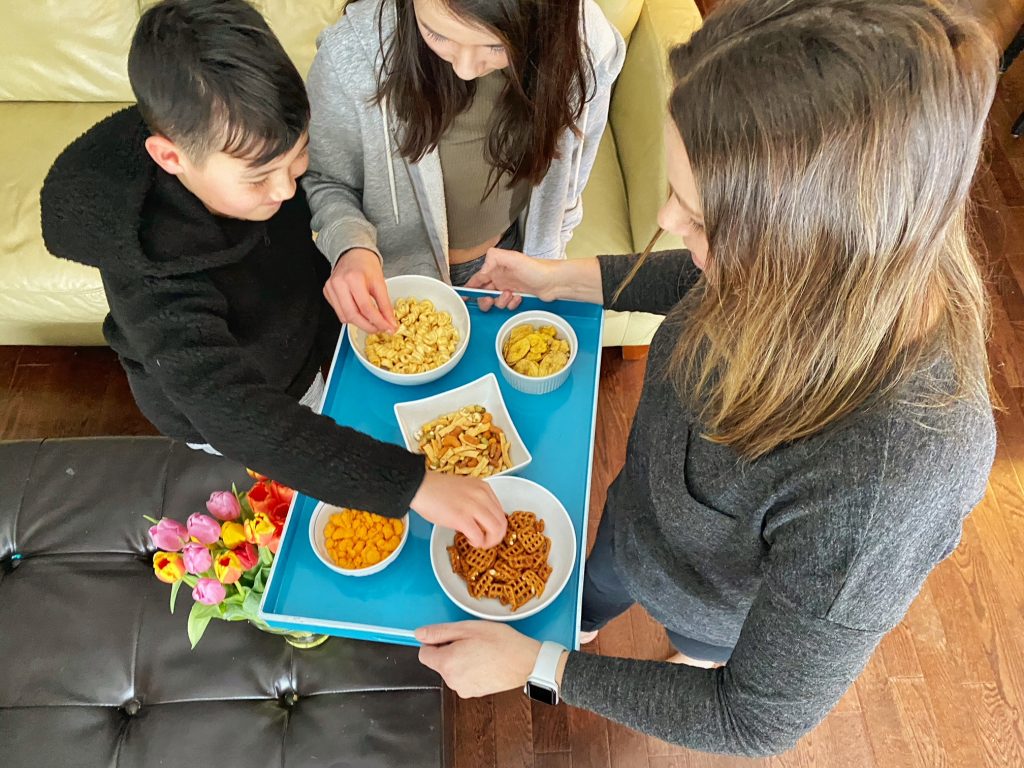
303, 0, 625, 333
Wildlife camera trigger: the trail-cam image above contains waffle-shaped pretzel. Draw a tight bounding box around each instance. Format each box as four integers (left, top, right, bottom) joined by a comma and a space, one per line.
522, 570, 547, 598
518, 527, 546, 553
487, 561, 519, 584
508, 511, 537, 531
469, 572, 494, 599
460, 545, 497, 572
506, 578, 536, 610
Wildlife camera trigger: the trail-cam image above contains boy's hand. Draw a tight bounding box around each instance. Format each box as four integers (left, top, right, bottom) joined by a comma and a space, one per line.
325, 248, 398, 334
410, 472, 508, 549
466, 248, 558, 311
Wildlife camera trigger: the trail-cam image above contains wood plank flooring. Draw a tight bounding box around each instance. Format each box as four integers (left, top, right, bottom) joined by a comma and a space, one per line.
2, 30, 1024, 768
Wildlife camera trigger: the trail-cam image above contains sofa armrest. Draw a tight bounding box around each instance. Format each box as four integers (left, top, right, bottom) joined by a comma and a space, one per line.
610, 0, 702, 253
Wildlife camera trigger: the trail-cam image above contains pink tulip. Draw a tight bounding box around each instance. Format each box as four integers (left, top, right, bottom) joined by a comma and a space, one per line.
182, 542, 213, 575
193, 578, 226, 606
187, 513, 222, 546
149, 518, 189, 552
205, 491, 241, 521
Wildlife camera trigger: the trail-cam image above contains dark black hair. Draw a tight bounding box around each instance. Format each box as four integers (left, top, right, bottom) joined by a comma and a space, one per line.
128, 0, 309, 166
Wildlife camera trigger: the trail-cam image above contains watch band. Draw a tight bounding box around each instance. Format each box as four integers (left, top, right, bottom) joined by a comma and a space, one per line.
524, 641, 566, 705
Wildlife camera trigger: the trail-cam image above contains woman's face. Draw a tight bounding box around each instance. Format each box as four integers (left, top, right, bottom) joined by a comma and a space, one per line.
412, 0, 510, 80
658, 122, 709, 270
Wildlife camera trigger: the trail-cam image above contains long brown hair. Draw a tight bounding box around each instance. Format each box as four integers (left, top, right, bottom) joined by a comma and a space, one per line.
371, 0, 592, 187
624, 0, 997, 459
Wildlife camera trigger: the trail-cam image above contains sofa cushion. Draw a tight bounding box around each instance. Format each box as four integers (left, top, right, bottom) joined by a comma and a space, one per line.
0, 437, 451, 768
0, 103, 120, 340
0, 1, 346, 102
567, 128, 633, 260
594, 0, 644, 38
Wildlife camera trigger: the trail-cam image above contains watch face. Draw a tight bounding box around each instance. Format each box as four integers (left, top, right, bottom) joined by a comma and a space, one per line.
526, 681, 559, 706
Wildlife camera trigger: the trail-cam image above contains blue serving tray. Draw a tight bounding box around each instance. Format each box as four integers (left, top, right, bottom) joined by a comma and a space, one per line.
260, 289, 603, 649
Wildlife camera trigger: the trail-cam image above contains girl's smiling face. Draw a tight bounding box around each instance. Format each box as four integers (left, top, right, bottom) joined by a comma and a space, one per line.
412, 0, 510, 80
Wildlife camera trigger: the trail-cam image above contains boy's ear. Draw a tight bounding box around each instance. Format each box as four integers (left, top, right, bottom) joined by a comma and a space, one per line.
144, 135, 188, 176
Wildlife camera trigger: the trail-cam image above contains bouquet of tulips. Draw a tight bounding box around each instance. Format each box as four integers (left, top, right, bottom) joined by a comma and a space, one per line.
147, 472, 294, 648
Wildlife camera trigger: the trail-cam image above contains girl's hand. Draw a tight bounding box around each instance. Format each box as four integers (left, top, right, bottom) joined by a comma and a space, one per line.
410, 471, 508, 549
416, 621, 544, 698
324, 248, 398, 334
466, 248, 560, 311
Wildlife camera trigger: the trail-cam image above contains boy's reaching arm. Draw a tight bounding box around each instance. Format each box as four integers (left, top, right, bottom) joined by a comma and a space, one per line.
106, 270, 423, 517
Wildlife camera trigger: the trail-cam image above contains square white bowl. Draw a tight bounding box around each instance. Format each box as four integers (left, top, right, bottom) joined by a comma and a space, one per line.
348, 274, 471, 386
429, 476, 577, 621
393, 373, 531, 478
495, 310, 578, 395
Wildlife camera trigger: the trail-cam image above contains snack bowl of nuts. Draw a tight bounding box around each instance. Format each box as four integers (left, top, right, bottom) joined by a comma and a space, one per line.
429, 476, 577, 621
393, 373, 531, 478
309, 503, 410, 577
348, 274, 471, 386
495, 311, 578, 395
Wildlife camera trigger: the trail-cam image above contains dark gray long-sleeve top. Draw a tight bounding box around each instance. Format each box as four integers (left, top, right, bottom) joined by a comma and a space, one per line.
560, 251, 995, 756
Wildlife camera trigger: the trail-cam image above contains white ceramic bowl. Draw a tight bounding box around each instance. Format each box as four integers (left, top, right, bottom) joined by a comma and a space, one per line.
393, 374, 532, 479
309, 502, 409, 577
429, 476, 576, 621
348, 275, 471, 386
495, 311, 578, 395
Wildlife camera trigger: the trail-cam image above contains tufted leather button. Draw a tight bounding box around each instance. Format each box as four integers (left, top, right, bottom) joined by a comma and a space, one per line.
123, 698, 142, 716
280, 691, 299, 708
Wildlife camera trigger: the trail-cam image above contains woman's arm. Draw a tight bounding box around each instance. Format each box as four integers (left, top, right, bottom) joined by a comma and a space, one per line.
597, 251, 701, 314
467, 249, 699, 314
302, 42, 379, 268
560, 586, 883, 757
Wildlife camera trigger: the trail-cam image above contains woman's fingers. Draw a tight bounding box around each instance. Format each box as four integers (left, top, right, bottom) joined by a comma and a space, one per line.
352, 285, 391, 334
367, 277, 398, 332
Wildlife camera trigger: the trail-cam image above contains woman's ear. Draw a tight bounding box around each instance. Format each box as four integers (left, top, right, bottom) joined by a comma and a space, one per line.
144, 135, 188, 176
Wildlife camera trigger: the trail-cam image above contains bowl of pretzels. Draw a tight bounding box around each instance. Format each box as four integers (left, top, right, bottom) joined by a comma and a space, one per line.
428, 476, 577, 621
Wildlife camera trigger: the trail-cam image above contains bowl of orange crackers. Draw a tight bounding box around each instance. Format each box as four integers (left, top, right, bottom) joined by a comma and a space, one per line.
309, 503, 409, 577
428, 476, 577, 621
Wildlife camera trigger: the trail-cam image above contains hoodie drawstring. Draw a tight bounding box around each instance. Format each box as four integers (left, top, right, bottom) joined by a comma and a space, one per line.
381, 96, 401, 225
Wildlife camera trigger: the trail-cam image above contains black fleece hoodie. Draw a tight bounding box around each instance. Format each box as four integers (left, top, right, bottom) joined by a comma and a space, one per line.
40, 107, 424, 517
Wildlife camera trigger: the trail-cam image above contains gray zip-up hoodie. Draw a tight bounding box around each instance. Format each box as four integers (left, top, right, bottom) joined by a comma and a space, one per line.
303, 0, 626, 281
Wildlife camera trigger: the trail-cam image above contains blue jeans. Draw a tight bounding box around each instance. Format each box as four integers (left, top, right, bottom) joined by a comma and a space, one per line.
580, 506, 734, 664
448, 222, 522, 286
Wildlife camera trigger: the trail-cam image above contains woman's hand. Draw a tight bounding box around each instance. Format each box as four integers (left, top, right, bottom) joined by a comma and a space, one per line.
466, 248, 560, 311
410, 471, 508, 549
416, 621, 544, 698
467, 249, 604, 309
324, 247, 398, 334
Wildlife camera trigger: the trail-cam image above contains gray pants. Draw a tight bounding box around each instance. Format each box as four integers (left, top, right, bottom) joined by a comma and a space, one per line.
187, 372, 325, 456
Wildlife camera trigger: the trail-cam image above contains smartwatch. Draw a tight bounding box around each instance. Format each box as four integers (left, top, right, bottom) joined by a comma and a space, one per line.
524, 641, 566, 706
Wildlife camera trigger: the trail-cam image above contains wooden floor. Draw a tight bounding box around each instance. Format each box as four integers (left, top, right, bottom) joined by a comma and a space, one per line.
4, 51, 1024, 768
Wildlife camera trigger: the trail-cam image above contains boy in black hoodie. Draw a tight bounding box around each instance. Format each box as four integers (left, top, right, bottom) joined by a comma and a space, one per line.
40, 0, 505, 548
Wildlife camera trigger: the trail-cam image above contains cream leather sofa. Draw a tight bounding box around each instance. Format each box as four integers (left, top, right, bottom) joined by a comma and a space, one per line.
0, 0, 701, 347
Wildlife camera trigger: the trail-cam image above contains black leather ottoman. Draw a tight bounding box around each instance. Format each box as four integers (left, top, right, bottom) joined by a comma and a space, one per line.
0, 437, 453, 768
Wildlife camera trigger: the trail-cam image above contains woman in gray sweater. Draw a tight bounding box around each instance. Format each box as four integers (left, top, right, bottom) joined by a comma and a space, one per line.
414, 0, 998, 756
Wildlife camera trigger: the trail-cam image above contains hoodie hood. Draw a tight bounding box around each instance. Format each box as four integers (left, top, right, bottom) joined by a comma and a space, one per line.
41, 106, 264, 278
